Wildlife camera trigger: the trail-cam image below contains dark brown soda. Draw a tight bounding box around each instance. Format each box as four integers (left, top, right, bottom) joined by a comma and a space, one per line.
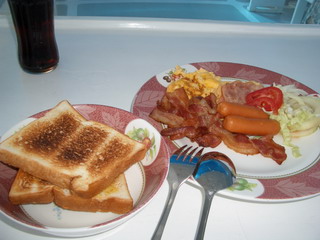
8, 0, 59, 73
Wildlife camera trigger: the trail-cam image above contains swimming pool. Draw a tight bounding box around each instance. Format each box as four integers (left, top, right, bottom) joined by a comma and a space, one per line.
55, 0, 258, 22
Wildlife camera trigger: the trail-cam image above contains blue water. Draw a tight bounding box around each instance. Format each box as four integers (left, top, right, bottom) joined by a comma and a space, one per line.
76, 2, 250, 22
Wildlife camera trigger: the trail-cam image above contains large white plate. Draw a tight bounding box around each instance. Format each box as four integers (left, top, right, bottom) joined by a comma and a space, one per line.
132, 62, 320, 202
0, 104, 169, 237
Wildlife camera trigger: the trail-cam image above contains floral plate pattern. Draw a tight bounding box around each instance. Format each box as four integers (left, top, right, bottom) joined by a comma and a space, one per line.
0, 104, 169, 237
132, 62, 320, 202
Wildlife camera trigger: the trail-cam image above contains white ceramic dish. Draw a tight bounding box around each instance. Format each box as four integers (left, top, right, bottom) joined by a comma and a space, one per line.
132, 61, 320, 202
0, 104, 169, 237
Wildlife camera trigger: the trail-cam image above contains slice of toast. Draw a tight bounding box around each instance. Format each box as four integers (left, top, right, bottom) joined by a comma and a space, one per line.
9, 169, 54, 205
0, 100, 147, 198
9, 170, 133, 214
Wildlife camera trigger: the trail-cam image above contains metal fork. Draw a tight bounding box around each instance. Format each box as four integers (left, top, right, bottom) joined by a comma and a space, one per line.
152, 145, 204, 240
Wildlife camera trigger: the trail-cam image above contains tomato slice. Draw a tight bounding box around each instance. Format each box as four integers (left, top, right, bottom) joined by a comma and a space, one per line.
246, 86, 283, 114
247, 97, 274, 111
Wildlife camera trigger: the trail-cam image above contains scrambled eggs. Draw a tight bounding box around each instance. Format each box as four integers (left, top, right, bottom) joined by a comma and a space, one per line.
166, 66, 222, 99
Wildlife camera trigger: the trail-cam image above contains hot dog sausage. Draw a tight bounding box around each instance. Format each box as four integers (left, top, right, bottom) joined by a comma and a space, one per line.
223, 115, 280, 136
217, 102, 269, 119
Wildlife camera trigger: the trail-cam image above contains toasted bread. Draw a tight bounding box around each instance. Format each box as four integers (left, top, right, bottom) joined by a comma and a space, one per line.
9, 170, 133, 214
0, 100, 147, 198
9, 169, 54, 205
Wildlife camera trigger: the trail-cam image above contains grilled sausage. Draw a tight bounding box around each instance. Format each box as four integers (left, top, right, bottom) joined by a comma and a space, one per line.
223, 115, 280, 136
217, 102, 269, 119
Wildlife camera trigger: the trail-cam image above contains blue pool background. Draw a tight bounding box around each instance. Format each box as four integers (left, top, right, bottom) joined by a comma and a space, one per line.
76, 2, 251, 22
0, 0, 297, 24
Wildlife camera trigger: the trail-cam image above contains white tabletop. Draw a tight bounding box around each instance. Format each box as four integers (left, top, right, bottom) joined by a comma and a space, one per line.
0, 15, 320, 240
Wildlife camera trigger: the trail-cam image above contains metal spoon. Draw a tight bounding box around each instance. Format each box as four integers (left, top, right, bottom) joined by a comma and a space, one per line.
192, 152, 236, 240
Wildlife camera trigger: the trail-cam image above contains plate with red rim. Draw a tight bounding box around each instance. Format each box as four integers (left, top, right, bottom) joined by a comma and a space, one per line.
0, 104, 169, 237
132, 61, 320, 202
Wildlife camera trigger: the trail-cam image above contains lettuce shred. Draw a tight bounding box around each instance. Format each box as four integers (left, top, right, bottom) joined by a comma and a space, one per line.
270, 84, 320, 158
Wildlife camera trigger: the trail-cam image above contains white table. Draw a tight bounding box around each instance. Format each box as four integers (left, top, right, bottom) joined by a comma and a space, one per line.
0, 15, 320, 240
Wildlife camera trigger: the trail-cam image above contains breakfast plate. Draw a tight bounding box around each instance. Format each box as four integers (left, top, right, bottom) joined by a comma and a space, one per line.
0, 104, 169, 237
132, 62, 320, 202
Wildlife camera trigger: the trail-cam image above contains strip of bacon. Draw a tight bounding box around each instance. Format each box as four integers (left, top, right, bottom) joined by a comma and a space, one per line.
166, 88, 193, 119
149, 108, 184, 128
210, 124, 259, 155
189, 99, 211, 116
195, 133, 222, 148
161, 126, 197, 139
250, 136, 287, 165
204, 93, 218, 110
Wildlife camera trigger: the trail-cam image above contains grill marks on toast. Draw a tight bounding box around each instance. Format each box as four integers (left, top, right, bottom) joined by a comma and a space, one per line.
56, 126, 108, 167
0, 100, 148, 198
90, 136, 133, 173
14, 113, 81, 156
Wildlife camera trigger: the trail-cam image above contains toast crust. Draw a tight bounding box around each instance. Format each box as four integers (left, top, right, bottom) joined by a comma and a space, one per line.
9, 170, 54, 205
54, 174, 133, 214
9, 170, 133, 213
0, 100, 147, 198
0, 149, 74, 188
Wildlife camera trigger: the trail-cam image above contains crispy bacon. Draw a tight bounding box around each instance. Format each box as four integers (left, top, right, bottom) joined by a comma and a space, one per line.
165, 88, 192, 119
149, 108, 184, 128
196, 114, 215, 128
204, 93, 217, 109
166, 87, 189, 110
210, 124, 259, 155
251, 136, 287, 165
188, 97, 216, 117
181, 117, 198, 127
195, 133, 222, 148
157, 95, 171, 112
149, 87, 287, 163
161, 126, 197, 140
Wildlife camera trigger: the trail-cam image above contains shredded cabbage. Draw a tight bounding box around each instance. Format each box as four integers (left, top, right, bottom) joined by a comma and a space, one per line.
270, 84, 320, 158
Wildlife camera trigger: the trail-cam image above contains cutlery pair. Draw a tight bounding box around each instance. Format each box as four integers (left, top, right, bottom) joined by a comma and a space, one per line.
152, 145, 236, 240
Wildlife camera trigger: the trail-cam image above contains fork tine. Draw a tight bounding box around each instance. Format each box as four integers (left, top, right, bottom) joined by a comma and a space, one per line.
171, 145, 205, 165
176, 146, 193, 162
190, 147, 204, 164
178, 146, 204, 164
170, 145, 190, 163
182, 147, 198, 162
172, 145, 187, 156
